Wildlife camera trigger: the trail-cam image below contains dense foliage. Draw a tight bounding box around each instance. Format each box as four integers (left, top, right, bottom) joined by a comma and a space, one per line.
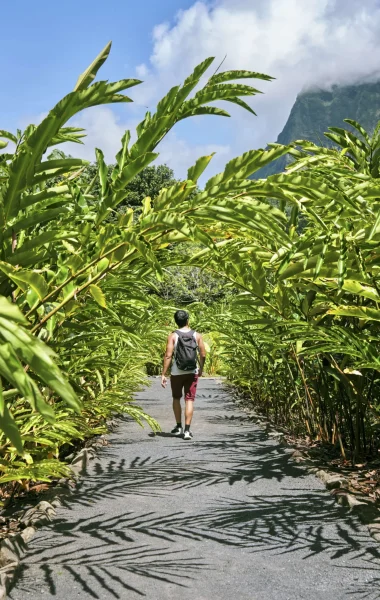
0, 42, 271, 488
2, 40, 380, 495
194, 120, 380, 461
154, 243, 232, 304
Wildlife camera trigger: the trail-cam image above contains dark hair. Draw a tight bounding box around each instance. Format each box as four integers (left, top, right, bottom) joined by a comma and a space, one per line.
174, 310, 189, 328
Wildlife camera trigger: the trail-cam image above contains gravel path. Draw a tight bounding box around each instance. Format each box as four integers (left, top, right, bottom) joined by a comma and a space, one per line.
9, 378, 380, 599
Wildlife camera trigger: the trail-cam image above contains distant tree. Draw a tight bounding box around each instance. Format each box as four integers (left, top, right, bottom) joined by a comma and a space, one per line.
117, 164, 176, 209
154, 243, 235, 305
47, 150, 177, 214
79, 162, 176, 213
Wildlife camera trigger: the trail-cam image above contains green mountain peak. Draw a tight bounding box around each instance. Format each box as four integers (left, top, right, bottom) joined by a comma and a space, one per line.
255, 80, 380, 178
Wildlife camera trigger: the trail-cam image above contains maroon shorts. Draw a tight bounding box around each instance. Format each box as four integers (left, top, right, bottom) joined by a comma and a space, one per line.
170, 374, 198, 401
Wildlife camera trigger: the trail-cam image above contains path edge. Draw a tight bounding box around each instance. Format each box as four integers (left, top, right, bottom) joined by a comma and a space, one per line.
231, 388, 380, 546
0, 444, 99, 599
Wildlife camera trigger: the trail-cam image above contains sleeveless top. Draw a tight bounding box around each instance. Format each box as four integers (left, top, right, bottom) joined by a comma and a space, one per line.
171, 329, 199, 376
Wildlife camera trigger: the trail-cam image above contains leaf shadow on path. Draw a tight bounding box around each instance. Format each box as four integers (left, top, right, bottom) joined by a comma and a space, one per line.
8, 387, 380, 599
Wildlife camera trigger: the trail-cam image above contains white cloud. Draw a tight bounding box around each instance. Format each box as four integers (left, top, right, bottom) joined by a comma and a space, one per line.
62, 107, 133, 163
148, 0, 380, 88
18, 1, 380, 184
133, 0, 380, 162
135, 63, 149, 78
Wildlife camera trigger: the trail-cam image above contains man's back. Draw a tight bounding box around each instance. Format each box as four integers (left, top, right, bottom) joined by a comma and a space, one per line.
161, 311, 206, 440
171, 327, 200, 375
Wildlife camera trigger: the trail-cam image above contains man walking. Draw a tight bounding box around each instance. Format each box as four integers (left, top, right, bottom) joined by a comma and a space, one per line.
161, 310, 206, 440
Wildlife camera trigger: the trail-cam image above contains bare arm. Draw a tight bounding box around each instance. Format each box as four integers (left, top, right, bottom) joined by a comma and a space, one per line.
197, 334, 206, 377
161, 333, 175, 387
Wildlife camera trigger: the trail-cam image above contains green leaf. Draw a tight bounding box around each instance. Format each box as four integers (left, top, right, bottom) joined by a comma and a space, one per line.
226, 96, 257, 116
155, 85, 181, 118
344, 119, 371, 145
178, 106, 231, 121
49, 127, 86, 147
0, 387, 23, 454
141, 196, 152, 218
0, 265, 48, 300
3, 207, 71, 237
0, 296, 28, 324
174, 57, 215, 107
187, 154, 215, 183
74, 42, 112, 91
0, 130, 17, 144
129, 116, 172, 161
0, 318, 81, 414
0, 342, 54, 422
95, 148, 110, 198
14, 230, 78, 254
337, 230, 347, 289
207, 69, 274, 86
112, 152, 159, 192
113, 130, 131, 180
328, 306, 380, 321
335, 280, 380, 302
89, 284, 107, 308
34, 158, 88, 174
314, 235, 330, 280
20, 186, 71, 210
368, 209, 380, 241
222, 146, 292, 183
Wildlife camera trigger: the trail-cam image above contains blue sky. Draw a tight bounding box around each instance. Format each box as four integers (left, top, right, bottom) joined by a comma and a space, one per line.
1, 0, 191, 122
2, 0, 380, 180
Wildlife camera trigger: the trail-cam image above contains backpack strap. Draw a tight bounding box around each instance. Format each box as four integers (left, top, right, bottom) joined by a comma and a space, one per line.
175, 329, 194, 336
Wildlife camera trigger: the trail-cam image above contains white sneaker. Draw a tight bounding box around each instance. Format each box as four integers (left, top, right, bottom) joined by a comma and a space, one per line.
183, 430, 193, 440
171, 425, 183, 436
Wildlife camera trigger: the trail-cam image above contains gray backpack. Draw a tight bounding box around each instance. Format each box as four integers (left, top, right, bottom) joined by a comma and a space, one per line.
174, 330, 198, 371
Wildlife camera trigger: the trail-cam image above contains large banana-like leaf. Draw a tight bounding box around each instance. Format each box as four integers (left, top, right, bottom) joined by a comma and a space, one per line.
96, 59, 272, 223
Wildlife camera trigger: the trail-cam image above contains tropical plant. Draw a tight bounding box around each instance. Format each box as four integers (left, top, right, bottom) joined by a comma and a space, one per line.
189, 119, 380, 462
0, 42, 273, 485
4, 37, 378, 488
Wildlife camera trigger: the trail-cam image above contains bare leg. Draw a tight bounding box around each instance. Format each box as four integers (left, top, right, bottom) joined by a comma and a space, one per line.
172, 397, 182, 423
185, 400, 194, 427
